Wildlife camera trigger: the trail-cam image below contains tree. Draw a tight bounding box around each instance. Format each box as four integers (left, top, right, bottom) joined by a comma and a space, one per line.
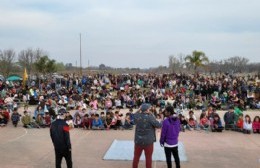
18, 48, 43, 75
185, 50, 209, 70
0, 49, 16, 77
99, 64, 106, 70
34, 56, 57, 75
55, 62, 65, 72
168, 54, 185, 72
224, 56, 249, 73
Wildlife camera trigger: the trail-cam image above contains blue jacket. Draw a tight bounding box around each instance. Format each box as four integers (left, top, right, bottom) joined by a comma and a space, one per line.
92, 118, 103, 127
160, 117, 180, 146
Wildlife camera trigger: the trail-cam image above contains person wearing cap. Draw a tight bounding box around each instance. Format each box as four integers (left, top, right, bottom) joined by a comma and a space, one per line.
160, 106, 180, 168
50, 109, 72, 168
132, 103, 162, 168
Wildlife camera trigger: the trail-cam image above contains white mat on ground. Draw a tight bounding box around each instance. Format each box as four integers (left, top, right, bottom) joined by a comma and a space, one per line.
103, 140, 188, 162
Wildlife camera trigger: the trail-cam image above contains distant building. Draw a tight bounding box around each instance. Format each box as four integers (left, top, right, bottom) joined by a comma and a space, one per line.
65, 63, 73, 69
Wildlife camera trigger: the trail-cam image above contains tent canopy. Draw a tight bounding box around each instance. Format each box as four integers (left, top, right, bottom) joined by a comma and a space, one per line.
6, 75, 22, 81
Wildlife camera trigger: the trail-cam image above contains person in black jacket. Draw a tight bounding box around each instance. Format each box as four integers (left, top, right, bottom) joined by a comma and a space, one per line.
224, 107, 235, 130
50, 108, 72, 168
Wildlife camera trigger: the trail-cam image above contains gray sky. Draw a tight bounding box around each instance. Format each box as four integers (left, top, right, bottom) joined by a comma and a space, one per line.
0, 0, 259, 68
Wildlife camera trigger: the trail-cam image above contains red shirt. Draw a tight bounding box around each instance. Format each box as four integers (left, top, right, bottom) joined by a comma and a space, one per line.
200, 118, 208, 126
236, 119, 243, 129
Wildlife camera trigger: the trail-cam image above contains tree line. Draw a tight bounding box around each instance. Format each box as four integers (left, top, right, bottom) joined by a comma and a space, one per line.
0, 48, 259, 77
169, 50, 260, 74
0, 48, 66, 78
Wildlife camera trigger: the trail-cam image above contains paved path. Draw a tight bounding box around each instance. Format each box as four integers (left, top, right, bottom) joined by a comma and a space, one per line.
0, 107, 259, 168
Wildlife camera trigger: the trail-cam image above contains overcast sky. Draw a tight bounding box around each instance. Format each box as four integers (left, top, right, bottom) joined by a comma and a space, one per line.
0, 0, 259, 68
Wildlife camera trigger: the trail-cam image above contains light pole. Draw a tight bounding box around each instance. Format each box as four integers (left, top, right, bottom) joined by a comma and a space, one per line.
79, 33, 82, 76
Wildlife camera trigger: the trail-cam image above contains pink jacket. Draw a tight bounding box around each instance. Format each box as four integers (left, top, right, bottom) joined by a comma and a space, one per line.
252, 121, 260, 130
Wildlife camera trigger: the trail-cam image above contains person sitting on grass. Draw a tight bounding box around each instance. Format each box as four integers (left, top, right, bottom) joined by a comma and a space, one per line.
22, 111, 40, 128
122, 113, 133, 130
235, 114, 243, 132
243, 115, 252, 134
252, 116, 260, 134
211, 114, 224, 132
11, 107, 20, 127
92, 114, 104, 130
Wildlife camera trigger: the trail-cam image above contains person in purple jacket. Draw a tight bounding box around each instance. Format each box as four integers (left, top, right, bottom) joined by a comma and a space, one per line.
160, 106, 180, 168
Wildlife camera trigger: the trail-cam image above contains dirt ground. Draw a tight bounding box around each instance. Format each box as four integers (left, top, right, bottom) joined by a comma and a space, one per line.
0, 107, 259, 168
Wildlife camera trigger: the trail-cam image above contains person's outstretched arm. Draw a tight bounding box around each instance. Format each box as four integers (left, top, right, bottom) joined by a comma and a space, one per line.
63, 124, 71, 150
160, 120, 167, 146
149, 115, 162, 128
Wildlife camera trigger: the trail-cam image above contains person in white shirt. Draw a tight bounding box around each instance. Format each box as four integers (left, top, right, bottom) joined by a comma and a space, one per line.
243, 114, 252, 134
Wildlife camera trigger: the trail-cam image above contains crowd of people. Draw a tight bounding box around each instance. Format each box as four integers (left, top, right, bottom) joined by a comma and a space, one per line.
0, 73, 259, 134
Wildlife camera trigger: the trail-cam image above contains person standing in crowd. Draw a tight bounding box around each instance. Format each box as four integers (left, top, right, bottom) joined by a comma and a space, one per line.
160, 106, 180, 168
133, 103, 162, 168
50, 109, 72, 168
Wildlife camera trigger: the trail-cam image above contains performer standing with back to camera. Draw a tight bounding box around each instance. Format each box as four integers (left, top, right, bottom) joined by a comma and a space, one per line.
133, 103, 162, 168
50, 108, 72, 168
160, 106, 181, 168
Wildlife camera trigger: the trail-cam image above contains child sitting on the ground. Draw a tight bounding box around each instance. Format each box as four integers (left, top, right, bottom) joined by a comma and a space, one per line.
65, 112, 74, 128
188, 118, 197, 130
73, 114, 82, 128
212, 114, 224, 132
105, 112, 113, 129
111, 111, 122, 130
0, 113, 7, 127
199, 113, 209, 130
235, 114, 243, 132
180, 115, 188, 132
36, 114, 45, 128
92, 114, 104, 130
11, 107, 20, 127
252, 116, 260, 134
243, 115, 252, 134
100, 112, 106, 125
82, 114, 91, 129
22, 111, 40, 128
122, 113, 133, 130
156, 113, 162, 123
44, 112, 51, 127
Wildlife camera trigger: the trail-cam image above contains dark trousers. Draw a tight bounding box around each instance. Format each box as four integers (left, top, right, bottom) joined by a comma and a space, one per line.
164, 146, 180, 168
55, 149, 72, 168
133, 144, 153, 168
